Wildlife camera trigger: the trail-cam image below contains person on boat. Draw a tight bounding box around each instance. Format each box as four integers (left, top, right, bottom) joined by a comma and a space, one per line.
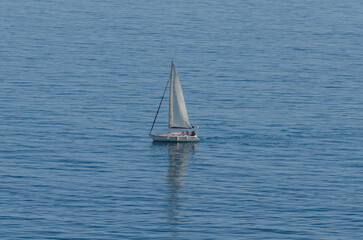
186, 130, 189, 135
191, 131, 196, 136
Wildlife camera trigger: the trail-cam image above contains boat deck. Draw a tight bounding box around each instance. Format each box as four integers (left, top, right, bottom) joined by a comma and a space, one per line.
151, 131, 199, 142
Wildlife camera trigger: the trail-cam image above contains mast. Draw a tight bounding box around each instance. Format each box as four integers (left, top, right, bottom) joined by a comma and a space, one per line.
169, 60, 174, 131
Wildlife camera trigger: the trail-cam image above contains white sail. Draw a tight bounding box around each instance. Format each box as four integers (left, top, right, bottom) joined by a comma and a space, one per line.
169, 61, 191, 129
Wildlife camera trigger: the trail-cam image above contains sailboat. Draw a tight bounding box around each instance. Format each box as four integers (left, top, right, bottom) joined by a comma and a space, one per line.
150, 60, 199, 142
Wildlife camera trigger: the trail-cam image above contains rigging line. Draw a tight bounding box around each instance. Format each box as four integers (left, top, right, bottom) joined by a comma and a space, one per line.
149, 76, 170, 135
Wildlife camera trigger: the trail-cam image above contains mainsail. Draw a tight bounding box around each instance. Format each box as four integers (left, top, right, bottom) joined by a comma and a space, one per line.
169, 61, 191, 129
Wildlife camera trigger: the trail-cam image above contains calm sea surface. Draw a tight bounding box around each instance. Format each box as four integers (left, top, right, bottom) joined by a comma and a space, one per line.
1, 0, 362, 239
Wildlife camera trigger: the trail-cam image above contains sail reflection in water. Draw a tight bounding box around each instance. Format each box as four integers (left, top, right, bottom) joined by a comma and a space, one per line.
152, 142, 198, 233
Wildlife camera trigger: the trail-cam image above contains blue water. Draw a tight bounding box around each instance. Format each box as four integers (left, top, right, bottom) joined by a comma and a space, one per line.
1, 0, 362, 239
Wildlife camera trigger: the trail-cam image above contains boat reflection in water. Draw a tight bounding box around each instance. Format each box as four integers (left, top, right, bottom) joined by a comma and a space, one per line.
152, 142, 198, 234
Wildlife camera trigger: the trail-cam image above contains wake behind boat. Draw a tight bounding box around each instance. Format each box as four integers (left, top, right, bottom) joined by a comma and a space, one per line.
150, 60, 199, 142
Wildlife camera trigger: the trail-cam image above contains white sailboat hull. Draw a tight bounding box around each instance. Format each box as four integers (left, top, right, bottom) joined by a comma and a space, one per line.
150, 132, 200, 142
